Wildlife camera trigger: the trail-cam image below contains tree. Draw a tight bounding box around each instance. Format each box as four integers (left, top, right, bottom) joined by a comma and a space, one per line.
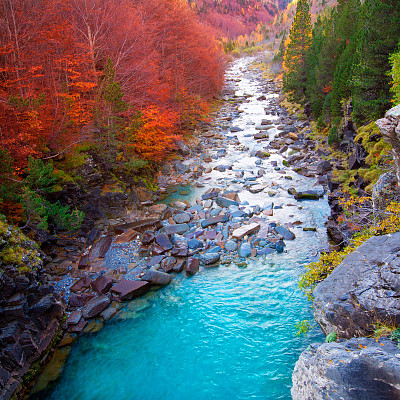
283, 0, 312, 100
389, 43, 400, 105
351, 0, 400, 122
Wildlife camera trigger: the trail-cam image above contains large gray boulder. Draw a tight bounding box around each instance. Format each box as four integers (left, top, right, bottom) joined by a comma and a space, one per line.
292, 337, 400, 400
313, 231, 400, 338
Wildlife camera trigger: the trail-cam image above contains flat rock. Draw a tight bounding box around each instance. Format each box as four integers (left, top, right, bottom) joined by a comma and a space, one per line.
232, 223, 260, 240
165, 224, 190, 235
113, 229, 139, 245
111, 280, 150, 300
82, 295, 110, 319
201, 214, 229, 228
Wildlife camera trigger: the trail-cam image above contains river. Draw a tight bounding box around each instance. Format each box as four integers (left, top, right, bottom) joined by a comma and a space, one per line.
33, 55, 330, 400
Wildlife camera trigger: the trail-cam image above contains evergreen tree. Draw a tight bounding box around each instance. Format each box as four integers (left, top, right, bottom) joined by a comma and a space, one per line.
306, 10, 338, 120
283, 0, 312, 100
389, 43, 400, 105
351, 0, 400, 122
330, 0, 361, 117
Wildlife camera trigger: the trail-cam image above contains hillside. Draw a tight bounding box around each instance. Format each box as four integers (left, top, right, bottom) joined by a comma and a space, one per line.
189, 0, 291, 37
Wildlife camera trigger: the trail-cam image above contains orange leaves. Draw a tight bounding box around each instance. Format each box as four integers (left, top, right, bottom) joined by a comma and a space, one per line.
127, 106, 180, 161
323, 85, 332, 93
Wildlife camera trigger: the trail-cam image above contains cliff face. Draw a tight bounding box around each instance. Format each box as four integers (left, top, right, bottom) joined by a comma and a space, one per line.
0, 221, 65, 400
292, 231, 400, 399
312, 231, 400, 339
292, 337, 400, 400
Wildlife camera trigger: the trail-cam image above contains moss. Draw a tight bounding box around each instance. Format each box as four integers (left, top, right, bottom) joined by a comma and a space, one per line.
0, 217, 41, 273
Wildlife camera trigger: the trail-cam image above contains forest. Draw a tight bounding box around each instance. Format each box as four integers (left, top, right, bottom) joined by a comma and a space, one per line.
0, 0, 225, 227
281, 0, 400, 126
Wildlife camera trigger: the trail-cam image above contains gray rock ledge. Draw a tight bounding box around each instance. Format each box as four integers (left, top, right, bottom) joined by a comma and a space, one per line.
313, 231, 400, 338
292, 337, 400, 400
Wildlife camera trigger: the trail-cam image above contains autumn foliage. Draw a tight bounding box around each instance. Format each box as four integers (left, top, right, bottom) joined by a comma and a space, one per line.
0, 0, 225, 166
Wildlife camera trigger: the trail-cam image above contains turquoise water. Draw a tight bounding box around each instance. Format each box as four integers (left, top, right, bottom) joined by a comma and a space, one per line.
36, 55, 329, 400
37, 239, 325, 400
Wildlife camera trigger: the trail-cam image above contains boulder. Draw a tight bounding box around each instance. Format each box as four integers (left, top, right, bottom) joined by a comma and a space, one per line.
160, 256, 177, 272
201, 188, 220, 200
238, 242, 252, 258
70, 277, 93, 292
111, 280, 150, 300
202, 253, 220, 265
155, 233, 173, 251
142, 230, 155, 245
313, 232, 400, 338
224, 240, 238, 252
142, 269, 172, 286
376, 105, 400, 184
186, 258, 200, 275
175, 139, 190, 156
295, 190, 323, 200
91, 276, 113, 295
173, 212, 191, 224
275, 226, 295, 240
292, 337, 400, 400
82, 295, 110, 319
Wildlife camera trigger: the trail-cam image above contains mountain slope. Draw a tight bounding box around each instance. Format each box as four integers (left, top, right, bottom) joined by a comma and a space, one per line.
189, 0, 291, 37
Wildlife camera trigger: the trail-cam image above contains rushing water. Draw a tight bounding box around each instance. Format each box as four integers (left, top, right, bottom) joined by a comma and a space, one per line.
36, 56, 329, 400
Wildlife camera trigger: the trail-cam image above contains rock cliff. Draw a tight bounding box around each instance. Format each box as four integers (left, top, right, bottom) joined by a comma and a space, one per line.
0, 221, 65, 400
292, 337, 400, 400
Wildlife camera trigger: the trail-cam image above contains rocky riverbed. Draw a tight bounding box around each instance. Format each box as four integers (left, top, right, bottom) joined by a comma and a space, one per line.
1, 54, 337, 399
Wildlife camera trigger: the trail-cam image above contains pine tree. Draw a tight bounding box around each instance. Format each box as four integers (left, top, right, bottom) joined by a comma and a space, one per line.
329, 0, 361, 117
389, 43, 400, 105
283, 0, 312, 100
351, 0, 400, 122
